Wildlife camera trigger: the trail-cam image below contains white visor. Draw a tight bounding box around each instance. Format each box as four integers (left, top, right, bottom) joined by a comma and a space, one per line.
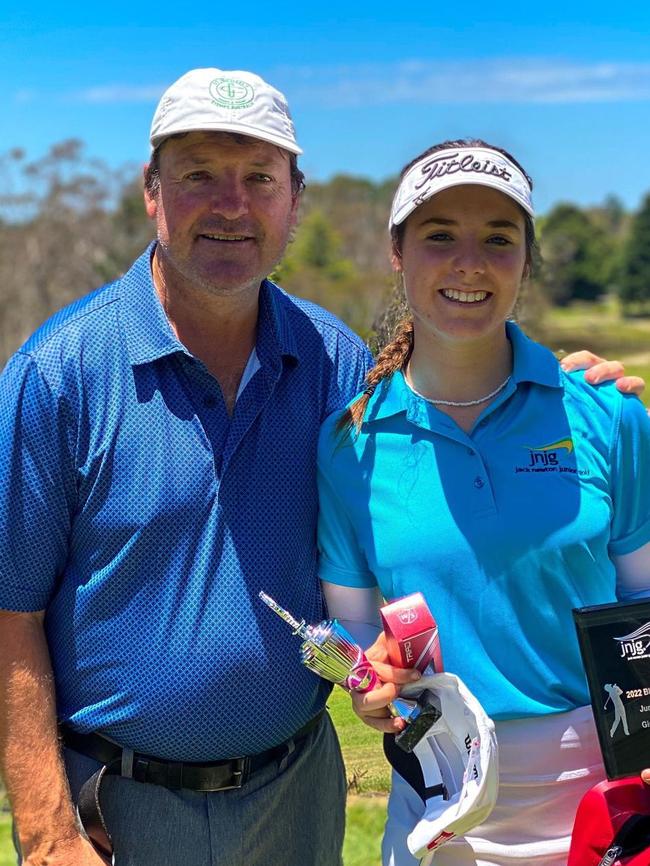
384, 672, 499, 860
389, 146, 534, 229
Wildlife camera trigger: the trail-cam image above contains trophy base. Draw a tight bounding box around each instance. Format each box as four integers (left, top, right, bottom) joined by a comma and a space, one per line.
394, 699, 441, 753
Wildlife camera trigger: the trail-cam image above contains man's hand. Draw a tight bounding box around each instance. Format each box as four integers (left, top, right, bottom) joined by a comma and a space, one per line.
350, 633, 420, 734
560, 350, 646, 397
23, 834, 106, 866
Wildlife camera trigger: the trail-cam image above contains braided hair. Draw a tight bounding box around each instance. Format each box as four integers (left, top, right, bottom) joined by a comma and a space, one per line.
336, 318, 414, 436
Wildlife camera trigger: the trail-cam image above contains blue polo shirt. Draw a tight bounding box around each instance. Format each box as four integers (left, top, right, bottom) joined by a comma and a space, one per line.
317, 323, 650, 721
0, 244, 372, 760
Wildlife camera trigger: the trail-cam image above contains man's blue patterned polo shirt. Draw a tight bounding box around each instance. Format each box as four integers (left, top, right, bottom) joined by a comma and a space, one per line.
0, 244, 372, 760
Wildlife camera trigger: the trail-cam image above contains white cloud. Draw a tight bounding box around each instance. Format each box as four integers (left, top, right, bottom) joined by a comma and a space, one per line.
64, 85, 165, 104
26, 59, 650, 107
273, 58, 650, 106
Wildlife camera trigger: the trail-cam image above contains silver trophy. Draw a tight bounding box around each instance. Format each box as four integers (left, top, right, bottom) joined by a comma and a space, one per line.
259, 591, 440, 751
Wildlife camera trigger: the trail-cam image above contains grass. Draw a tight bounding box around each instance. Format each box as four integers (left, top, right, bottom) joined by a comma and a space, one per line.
0, 812, 13, 866
330, 687, 389, 865
534, 298, 650, 403
328, 688, 391, 795
344, 796, 388, 866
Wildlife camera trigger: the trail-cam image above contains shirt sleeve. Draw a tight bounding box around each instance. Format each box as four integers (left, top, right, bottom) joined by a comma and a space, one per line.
609, 394, 650, 557
316, 416, 377, 588
0, 352, 76, 611
326, 334, 373, 415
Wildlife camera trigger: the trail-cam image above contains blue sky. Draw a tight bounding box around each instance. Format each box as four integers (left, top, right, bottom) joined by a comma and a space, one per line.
3, 2, 650, 214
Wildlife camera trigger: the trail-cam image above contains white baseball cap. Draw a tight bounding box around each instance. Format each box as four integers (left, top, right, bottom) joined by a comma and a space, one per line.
150, 68, 302, 154
384, 672, 499, 860
389, 145, 534, 229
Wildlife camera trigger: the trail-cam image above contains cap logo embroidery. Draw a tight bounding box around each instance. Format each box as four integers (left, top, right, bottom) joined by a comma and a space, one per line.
414, 152, 512, 192
209, 78, 254, 109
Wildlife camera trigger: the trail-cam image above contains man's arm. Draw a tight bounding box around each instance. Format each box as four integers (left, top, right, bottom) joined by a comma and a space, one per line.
0, 609, 102, 865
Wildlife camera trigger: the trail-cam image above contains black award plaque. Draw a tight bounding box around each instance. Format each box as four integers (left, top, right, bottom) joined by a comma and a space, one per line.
574, 598, 650, 779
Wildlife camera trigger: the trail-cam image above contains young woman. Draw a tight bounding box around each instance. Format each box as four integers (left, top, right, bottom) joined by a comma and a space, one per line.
316, 140, 650, 865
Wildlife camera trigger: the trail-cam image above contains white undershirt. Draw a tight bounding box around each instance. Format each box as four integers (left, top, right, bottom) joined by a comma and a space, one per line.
235, 348, 261, 402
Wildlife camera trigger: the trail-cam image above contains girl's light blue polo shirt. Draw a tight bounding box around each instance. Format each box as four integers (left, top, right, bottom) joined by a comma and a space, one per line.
317, 323, 650, 720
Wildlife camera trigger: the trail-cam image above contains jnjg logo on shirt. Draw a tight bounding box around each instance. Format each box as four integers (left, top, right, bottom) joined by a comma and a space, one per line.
514, 437, 588, 476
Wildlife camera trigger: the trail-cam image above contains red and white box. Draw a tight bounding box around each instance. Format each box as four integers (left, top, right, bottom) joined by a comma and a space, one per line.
380, 592, 443, 673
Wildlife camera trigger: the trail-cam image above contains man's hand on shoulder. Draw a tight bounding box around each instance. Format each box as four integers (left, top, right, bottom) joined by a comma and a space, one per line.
560, 350, 646, 398
22, 834, 106, 866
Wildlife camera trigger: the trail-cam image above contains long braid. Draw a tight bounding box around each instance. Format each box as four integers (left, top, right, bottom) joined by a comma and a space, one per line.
336, 318, 414, 438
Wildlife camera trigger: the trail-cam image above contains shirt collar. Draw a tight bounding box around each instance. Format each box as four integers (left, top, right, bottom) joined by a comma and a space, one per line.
506, 321, 562, 389
119, 243, 298, 368
366, 321, 562, 423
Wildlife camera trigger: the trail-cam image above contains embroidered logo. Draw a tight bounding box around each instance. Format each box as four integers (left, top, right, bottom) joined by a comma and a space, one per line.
513, 437, 586, 476
524, 438, 573, 467
209, 78, 254, 109
414, 151, 512, 193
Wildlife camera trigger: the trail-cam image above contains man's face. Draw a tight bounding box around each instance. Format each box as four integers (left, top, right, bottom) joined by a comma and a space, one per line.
144, 131, 299, 298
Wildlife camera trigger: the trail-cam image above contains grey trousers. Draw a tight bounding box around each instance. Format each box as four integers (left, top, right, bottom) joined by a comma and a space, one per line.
15, 713, 346, 866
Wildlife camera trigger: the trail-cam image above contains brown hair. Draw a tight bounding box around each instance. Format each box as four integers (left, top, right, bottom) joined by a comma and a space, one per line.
144, 132, 306, 199
336, 318, 415, 437
336, 138, 536, 438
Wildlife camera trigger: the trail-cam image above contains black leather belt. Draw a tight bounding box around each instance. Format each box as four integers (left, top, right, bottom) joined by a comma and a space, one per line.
61, 711, 325, 864
60, 709, 324, 792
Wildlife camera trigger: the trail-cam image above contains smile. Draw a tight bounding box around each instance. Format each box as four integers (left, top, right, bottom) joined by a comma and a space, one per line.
441, 289, 489, 303
199, 233, 252, 242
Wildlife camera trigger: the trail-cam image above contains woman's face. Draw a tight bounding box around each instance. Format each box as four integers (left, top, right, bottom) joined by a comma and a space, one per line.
394, 184, 528, 347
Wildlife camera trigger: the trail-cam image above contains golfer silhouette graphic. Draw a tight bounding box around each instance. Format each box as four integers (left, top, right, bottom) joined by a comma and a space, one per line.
604, 683, 630, 737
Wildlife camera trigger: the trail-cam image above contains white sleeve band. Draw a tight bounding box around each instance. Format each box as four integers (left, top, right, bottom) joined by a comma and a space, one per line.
321, 581, 383, 649
615, 541, 650, 600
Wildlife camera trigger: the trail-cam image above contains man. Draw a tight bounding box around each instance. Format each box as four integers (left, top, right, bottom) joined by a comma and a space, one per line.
0, 67, 642, 866
0, 68, 373, 866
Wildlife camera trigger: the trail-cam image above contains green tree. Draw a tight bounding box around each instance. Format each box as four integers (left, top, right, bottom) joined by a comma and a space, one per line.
538, 204, 613, 305
620, 193, 650, 315
274, 209, 389, 338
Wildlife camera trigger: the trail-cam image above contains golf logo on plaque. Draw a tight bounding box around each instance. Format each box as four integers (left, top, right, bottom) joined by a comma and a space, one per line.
574, 599, 650, 779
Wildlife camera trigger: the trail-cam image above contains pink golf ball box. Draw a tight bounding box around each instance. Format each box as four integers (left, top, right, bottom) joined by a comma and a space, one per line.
380, 592, 443, 673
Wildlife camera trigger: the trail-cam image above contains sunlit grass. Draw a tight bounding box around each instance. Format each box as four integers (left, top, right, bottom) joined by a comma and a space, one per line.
329, 688, 390, 795
343, 796, 387, 866
525, 299, 650, 406
0, 812, 14, 866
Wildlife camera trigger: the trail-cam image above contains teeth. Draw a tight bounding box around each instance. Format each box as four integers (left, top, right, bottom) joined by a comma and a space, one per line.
442, 289, 488, 303
203, 234, 249, 241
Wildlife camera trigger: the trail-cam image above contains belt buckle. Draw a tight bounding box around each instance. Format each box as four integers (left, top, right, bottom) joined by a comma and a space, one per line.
217, 756, 248, 791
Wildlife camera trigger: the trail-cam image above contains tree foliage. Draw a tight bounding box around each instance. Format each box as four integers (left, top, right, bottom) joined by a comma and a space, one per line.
273, 209, 391, 338
619, 193, 650, 315
537, 204, 615, 305
0, 139, 647, 369
0, 141, 152, 364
